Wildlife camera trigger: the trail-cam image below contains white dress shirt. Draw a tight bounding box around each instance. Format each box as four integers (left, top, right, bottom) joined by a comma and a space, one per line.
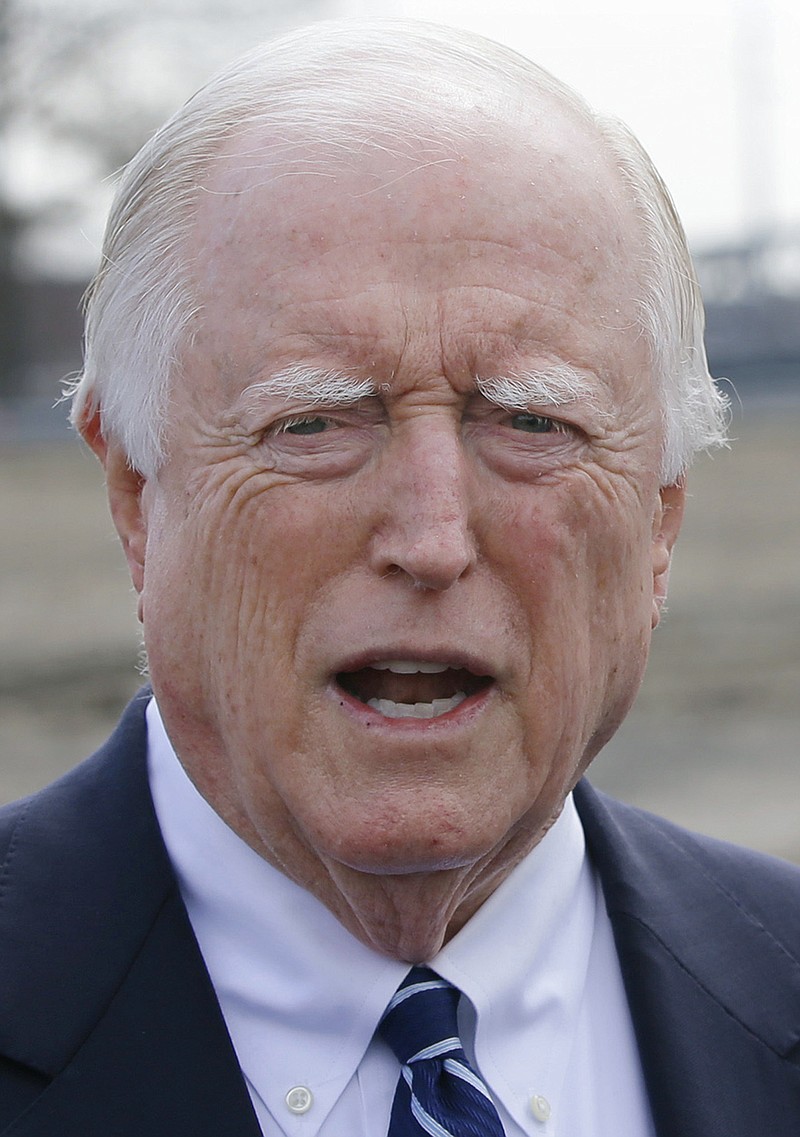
147, 697, 656, 1137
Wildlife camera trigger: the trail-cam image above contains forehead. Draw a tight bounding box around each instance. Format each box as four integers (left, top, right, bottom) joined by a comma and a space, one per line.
185, 100, 648, 393
195, 96, 636, 248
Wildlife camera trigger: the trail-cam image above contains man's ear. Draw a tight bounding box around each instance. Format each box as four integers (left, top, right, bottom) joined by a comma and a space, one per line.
79, 405, 149, 604
651, 479, 686, 629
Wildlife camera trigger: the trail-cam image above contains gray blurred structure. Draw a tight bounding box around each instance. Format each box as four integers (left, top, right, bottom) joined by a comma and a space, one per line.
0, 0, 332, 401
696, 228, 800, 403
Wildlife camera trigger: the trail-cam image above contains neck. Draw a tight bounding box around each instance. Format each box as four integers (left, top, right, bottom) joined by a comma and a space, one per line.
273, 815, 560, 962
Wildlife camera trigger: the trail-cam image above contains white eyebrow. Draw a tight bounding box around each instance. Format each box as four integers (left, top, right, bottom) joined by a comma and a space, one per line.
476, 366, 597, 411
240, 365, 376, 411
239, 362, 597, 416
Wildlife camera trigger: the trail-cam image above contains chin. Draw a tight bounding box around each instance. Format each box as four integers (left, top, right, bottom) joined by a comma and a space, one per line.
317, 814, 499, 877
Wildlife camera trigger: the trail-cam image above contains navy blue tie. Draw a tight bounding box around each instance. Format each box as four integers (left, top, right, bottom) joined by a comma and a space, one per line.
380, 966, 506, 1137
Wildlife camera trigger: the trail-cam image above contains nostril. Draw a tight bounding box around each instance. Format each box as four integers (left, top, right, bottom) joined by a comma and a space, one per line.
368, 467, 476, 590
375, 530, 476, 592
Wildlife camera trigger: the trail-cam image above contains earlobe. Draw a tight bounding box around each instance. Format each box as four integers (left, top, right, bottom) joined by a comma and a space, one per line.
78, 405, 149, 600
651, 479, 686, 629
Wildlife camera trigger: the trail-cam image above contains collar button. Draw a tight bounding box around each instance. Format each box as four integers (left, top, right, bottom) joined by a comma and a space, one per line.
286, 1086, 313, 1114
529, 1093, 551, 1123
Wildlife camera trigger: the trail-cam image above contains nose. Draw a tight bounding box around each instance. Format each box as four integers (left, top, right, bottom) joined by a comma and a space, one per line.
369, 423, 477, 591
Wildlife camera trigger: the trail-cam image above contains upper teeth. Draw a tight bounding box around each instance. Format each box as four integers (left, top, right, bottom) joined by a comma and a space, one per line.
371, 660, 450, 674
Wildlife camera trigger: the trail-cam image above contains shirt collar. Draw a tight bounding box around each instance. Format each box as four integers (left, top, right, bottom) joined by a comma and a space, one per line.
434, 788, 596, 1133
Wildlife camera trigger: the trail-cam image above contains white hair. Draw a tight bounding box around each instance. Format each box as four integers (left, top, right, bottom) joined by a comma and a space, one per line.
476, 366, 599, 412
236, 363, 596, 421
239, 366, 375, 414
69, 18, 727, 483
593, 114, 727, 482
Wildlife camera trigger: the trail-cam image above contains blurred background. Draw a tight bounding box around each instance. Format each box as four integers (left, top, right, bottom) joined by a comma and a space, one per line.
2, 0, 798, 858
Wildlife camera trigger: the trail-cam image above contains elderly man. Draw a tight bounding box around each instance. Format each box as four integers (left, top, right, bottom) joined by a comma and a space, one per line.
2, 18, 799, 1137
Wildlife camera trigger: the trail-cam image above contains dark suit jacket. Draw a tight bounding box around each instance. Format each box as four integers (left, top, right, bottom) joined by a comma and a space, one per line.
2, 691, 799, 1135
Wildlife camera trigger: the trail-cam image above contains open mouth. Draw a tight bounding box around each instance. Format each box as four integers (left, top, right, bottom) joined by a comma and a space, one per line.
335, 659, 493, 720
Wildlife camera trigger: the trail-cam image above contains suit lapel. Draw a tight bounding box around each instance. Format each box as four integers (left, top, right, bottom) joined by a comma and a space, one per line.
0, 692, 260, 1136
575, 780, 800, 1137
5, 890, 261, 1137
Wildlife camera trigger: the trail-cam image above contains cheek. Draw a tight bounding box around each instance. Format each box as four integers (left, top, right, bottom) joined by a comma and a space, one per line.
142, 482, 361, 790
565, 485, 658, 723
228, 488, 366, 637
501, 479, 657, 705
154, 482, 368, 737
558, 470, 657, 600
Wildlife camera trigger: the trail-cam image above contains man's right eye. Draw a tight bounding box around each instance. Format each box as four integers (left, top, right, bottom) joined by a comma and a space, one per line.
278, 416, 331, 435
509, 412, 559, 434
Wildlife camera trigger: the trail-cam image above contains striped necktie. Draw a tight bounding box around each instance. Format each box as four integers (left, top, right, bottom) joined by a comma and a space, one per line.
379, 966, 506, 1137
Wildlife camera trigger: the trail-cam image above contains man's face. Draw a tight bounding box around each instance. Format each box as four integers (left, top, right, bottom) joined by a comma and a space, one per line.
107, 109, 682, 952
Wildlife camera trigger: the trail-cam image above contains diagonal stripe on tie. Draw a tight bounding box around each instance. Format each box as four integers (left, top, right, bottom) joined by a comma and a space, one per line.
379, 966, 506, 1137
410, 1092, 459, 1137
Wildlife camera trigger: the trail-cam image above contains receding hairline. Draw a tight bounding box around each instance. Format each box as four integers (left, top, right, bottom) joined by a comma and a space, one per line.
187, 31, 608, 211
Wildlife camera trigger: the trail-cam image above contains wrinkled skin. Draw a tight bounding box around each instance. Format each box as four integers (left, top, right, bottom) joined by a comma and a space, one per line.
86, 100, 684, 962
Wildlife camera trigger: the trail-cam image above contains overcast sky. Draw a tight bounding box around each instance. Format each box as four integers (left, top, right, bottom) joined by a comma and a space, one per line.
335, 0, 800, 248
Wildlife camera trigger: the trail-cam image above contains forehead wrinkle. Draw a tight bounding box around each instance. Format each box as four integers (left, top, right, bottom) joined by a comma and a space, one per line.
239, 365, 376, 412
476, 366, 603, 412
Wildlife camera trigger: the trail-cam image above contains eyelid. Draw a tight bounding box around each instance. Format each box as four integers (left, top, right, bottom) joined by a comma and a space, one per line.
272, 413, 334, 434
523, 416, 570, 435
472, 397, 570, 426
263, 398, 383, 435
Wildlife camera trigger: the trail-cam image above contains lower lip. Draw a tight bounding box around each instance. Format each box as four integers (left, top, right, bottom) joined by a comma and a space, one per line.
328, 682, 496, 731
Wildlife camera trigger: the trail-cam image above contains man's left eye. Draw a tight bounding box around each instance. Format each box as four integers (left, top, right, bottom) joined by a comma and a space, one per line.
509, 413, 558, 433
280, 416, 331, 435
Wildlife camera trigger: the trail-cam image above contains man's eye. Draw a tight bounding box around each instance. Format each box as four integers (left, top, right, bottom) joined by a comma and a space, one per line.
279, 416, 331, 436
510, 413, 558, 433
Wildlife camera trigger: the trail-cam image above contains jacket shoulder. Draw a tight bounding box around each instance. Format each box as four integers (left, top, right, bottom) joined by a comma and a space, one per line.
575, 779, 800, 1065
0, 690, 174, 1074
0, 691, 262, 1136
576, 780, 800, 931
